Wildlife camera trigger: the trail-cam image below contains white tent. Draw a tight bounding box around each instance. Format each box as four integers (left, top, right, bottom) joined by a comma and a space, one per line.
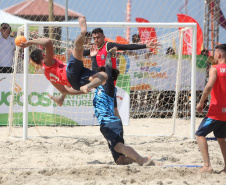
0, 9, 35, 33
0, 9, 32, 24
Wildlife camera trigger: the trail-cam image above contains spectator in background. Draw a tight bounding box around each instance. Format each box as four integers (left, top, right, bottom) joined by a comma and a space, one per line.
84, 31, 92, 49
166, 47, 175, 55
126, 33, 153, 59
196, 44, 226, 173
132, 34, 141, 44
201, 49, 215, 86
201, 49, 209, 56
0, 23, 16, 73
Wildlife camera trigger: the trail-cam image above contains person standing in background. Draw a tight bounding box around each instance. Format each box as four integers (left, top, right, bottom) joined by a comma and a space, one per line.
196, 44, 226, 173
0, 23, 15, 73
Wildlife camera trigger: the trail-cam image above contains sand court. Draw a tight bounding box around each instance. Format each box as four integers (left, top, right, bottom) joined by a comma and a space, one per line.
0, 118, 225, 184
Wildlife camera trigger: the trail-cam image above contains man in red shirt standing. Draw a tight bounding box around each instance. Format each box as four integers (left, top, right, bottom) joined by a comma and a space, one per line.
20, 16, 107, 95
196, 44, 226, 173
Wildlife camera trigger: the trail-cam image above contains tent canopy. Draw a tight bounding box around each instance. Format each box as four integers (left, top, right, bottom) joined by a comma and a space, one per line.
0, 9, 33, 25
0, 9, 35, 33
4, 0, 83, 21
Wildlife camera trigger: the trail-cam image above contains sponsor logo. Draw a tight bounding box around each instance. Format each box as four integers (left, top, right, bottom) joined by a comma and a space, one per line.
15, 83, 22, 93
183, 29, 193, 55
0, 91, 94, 107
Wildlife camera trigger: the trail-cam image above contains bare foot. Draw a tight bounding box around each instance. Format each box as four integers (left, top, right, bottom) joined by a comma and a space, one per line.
142, 156, 152, 166
48, 94, 65, 106
80, 85, 91, 93
78, 16, 87, 35
198, 166, 213, 174
143, 157, 163, 166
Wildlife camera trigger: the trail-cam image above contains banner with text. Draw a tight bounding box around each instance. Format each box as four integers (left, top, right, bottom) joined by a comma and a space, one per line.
118, 54, 206, 91
0, 74, 130, 126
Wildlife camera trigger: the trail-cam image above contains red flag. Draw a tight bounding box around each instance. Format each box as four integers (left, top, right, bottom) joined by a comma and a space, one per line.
104, 37, 115, 43
177, 14, 203, 55
135, 17, 158, 54
115, 36, 129, 44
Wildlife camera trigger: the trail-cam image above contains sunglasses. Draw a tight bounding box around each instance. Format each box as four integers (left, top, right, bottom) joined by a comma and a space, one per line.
1, 27, 9, 30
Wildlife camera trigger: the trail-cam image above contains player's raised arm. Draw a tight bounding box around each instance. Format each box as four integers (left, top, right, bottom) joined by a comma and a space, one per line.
90, 45, 99, 71
104, 47, 118, 97
146, 39, 161, 49
20, 38, 54, 66
107, 42, 146, 51
106, 39, 160, 51
106, 47, 117, 71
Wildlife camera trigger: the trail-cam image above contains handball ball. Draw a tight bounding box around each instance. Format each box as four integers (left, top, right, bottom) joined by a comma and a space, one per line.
15, 36, 27, 47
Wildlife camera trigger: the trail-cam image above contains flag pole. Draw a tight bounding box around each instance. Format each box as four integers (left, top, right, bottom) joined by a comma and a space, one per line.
126, 0, 131, 43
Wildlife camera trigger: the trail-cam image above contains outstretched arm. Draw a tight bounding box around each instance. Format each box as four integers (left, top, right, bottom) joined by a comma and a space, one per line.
107, 40, 160, 51
196, 66, 217, 113
90, 45, 99, 71
20, 38, 54, 66
104, 47, 117, 97
107, 42, 146, 51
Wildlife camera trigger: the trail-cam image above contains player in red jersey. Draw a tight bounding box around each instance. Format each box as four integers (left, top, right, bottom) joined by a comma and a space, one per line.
20, 16, 107, 95
83, 28, 160, 119
196, 44, 226, 173
48, 28, 160, 113
84, 28, 159, 68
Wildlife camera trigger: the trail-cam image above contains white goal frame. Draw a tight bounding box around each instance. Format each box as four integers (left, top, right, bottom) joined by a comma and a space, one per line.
19, 22, 197, 140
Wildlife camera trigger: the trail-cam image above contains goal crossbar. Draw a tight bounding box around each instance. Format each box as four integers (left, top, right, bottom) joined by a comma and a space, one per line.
24, 22, 197, 28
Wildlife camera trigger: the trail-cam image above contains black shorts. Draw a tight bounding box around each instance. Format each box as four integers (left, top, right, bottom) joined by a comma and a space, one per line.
195, 117, 226, 138
66, 54, 97, 90
100, 120, 125, 162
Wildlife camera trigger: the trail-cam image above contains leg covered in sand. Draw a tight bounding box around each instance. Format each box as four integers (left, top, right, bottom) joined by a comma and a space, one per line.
114, 142, 152, 166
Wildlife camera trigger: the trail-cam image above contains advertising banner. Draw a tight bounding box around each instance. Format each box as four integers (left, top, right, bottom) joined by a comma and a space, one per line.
0, 74, 130, 126
118, 54, 206, 91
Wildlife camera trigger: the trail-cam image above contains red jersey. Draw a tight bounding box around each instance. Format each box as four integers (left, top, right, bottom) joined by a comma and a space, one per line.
96, 42, 116, 68
207, 63, 226, 121
43, 57, 71, 86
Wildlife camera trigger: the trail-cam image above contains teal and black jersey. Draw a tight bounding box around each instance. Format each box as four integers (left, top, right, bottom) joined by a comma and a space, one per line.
92, 52, 120, 124
93, 85, 120, 124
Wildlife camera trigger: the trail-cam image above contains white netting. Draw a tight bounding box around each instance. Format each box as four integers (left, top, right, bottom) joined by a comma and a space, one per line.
7, 23, 200, 138
1, 0, 225, 138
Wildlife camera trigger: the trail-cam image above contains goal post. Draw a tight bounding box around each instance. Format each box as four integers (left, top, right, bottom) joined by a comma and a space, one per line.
9, 22, 197, 140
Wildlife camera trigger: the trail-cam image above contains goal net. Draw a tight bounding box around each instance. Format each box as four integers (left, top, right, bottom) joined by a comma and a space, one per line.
8, 22, 200, 139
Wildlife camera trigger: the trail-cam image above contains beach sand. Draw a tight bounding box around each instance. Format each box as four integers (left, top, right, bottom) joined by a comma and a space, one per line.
0, 118, 225, 185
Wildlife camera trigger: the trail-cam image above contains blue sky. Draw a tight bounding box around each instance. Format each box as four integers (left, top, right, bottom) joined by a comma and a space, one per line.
1, 0, 225, 45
